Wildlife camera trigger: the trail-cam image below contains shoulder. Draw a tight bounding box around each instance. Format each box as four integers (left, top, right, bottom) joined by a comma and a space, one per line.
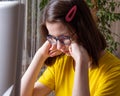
99, 51, 120, 68
96, 50, 120, 77
89, 51, 120, 95
89, 51, 120, 78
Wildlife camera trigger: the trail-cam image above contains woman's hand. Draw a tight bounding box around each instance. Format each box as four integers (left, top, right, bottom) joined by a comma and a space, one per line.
38, 41, 62, 59
49, 49, 62, 57
37, 41, 51, 60
69, 42, 90, 66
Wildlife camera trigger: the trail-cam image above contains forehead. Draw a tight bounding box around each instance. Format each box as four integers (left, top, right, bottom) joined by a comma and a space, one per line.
46, 22, 70, 36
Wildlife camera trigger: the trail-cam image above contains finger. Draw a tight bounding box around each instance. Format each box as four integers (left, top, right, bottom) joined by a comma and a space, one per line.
69, 46, 72, 54
49, 52, 57, 57
49, 50, 62, 57
69, 42, 77, 52
43, 40, 51, 48
41, 41, 52, 53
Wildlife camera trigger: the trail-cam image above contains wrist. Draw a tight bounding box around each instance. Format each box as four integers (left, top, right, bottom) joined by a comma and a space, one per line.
75, 60, 89, 70
34, 50, 48, 63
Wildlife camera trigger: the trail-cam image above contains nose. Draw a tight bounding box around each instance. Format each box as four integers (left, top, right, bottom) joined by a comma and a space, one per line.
57, 40, 64, 50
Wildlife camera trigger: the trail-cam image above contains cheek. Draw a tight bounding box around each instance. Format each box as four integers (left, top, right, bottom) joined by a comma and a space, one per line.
61, 45, 70, 52
49, 44, 57, 50
66, 46, 69, 51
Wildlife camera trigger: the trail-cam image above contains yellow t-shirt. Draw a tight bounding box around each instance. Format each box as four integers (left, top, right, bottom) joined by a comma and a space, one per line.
38, 51, 120, 96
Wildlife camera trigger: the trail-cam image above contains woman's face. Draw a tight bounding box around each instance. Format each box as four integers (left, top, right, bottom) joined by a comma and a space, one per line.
46, 21, 74, 55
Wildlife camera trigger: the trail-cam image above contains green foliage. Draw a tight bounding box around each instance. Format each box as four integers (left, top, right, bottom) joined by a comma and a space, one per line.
40, 0, 49, 10
86, 0, 120, 53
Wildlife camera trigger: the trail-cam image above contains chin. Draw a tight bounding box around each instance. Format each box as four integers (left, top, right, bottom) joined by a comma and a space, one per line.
65, 52, 71, 56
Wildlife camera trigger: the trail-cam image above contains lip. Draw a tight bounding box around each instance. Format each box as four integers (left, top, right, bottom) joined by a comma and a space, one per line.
63, 50, 70, 54
65, 51, 71, 56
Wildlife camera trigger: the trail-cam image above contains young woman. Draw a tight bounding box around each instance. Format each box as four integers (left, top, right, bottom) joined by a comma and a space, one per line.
21, 0, 120, 96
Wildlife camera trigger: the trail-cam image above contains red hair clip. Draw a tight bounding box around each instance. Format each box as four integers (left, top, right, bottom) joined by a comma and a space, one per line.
65, 5, 77, 22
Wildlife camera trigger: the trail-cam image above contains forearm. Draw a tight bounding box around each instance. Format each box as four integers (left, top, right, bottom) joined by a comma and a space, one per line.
21, 50, 46, 96
72, 62, 90, 96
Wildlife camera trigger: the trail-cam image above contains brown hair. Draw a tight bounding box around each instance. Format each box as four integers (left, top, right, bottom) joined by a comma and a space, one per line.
40, 0, 107, 66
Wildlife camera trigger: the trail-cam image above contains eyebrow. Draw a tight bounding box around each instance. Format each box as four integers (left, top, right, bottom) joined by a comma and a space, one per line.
48, 33, 71, 38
